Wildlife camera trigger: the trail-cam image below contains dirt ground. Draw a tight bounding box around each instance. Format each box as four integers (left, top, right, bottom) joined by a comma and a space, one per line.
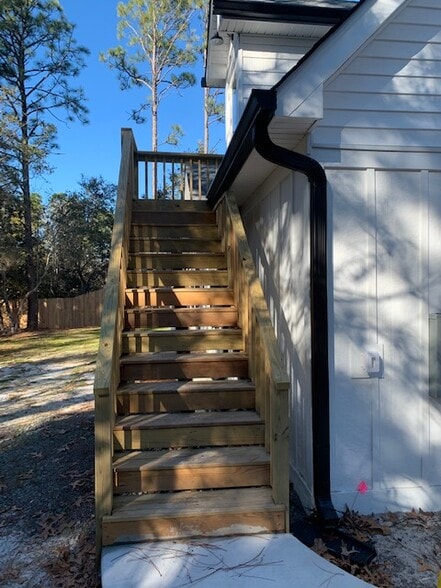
0, 329, 439, 587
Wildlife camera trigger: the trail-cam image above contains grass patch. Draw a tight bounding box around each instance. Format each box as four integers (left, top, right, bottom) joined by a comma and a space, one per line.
0, 328, 100, 367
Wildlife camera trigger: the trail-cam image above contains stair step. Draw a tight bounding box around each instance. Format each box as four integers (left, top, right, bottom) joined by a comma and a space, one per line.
116, 380, 255, 414
120, 351, 249, 381
132, 200, 211, 213
129, 237, 223, 254
113, 410, 264, 450
122, 328, 243, 353
131, 224, 220, 240
126, 269, 228, 288
125, 287, 234, 308
131, 210, 216, 226
113, 446, 270, 493
102, 487, 285, 545
125, 307, 238, 329
128, 252, 226, 270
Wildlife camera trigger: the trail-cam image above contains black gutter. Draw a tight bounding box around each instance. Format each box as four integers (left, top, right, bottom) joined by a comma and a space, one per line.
213, 0, 357, 25
207, 88, 338, 524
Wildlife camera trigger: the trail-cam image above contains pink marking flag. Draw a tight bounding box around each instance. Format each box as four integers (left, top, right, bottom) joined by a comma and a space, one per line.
357, 480, 369, 494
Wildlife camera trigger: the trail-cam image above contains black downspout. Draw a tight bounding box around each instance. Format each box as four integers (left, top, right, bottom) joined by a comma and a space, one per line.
208, 88, 338, 524
252, 109, 338, 525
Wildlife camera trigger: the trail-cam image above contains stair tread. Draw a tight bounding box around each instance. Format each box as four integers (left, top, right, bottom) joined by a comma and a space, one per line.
130, 235, 220, 241
132, 200, 211, 211
114, 410, 263, 430
108, 487, 283, 520
116, 379, 255, 414
120, 351, 247, 365
126, 307, 236, 315
123, 328, 242, 336
125, 287, 234, 308
113, 446, 269, 471
126, 287, 233, 293
118, 380, 255, 395
131, 251, 224, 257
128, 268, 227, 273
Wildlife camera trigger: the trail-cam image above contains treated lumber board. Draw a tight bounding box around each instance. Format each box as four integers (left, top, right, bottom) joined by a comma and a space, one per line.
131, 210, 216, 226
128, 252, 226, 270
102, 508, 285, 544
122, 328, 243, 353
132, 200, 211, 213
113, 411, 265, 450
114, 446, 268, 470
102, 487, 286, 545
130, 224, 220, 240
124, 307, 238, 329
119, 351, 249, 381
113, 423, 265, 450
114, 410, 264, 430
124, 287, 234, 308
225, 192, 289, 389
126, 269, 228, 288
112, 486, 280, 514
116, 380, 255, 414
112, 446, 270, 493
129, 237, 223, 254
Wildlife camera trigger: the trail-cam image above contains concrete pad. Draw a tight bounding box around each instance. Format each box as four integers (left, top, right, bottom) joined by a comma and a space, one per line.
102, 534, 372, 587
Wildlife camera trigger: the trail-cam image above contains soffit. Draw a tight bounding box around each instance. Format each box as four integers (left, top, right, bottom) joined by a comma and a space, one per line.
205, 0, 357, 87
230, 116, 314, 205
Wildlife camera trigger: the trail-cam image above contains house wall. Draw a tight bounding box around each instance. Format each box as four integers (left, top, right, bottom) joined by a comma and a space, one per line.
242, 162, 315, 509
234, 33, 317, 126
310, 0, 441, 512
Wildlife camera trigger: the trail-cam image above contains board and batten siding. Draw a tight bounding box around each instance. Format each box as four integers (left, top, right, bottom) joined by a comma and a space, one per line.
310, 0, 441, 512
242, 167, 314, 509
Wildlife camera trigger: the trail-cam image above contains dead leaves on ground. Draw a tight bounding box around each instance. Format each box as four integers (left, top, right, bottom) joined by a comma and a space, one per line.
313, 507, 441, 588
42, 532, 97, 588
311, 536, 393, 588
341, 507, 392, 542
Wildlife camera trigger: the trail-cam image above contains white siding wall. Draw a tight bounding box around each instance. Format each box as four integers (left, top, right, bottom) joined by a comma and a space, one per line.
313, 1, 441, 152
312, 0, 441, 512
237, 36, 317, 119
242, 167, 314, 509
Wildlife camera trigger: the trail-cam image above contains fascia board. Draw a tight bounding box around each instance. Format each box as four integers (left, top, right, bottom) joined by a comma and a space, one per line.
276, 0, 410, 119
213, 1, 357, 26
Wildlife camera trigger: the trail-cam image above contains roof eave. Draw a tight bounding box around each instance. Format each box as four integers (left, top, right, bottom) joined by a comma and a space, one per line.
212, 0, 358, 26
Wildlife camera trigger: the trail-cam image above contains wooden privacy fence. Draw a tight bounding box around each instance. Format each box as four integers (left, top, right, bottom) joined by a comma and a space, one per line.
38, 289, 104, 330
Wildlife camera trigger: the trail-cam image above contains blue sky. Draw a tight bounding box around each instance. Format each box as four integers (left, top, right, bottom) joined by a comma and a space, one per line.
34, 0, 224, 199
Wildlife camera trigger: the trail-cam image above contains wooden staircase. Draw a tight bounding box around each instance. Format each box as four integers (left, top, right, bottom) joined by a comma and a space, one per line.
94, 131, 289, 554
101, 199, 286, 545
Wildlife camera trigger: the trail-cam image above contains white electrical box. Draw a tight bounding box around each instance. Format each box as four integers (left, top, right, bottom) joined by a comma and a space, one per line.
350, 344, 384, 379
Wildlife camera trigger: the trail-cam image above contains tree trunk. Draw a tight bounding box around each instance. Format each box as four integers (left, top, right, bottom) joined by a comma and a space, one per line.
204, 87, 209, 153
19, 46, 38, 331
23, 159, 38, 331
152, 82, 158, 198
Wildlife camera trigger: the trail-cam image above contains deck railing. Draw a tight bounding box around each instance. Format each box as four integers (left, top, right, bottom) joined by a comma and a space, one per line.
218, 191, 290, 528
135, 150, 222, 200
94, 129, 136, 551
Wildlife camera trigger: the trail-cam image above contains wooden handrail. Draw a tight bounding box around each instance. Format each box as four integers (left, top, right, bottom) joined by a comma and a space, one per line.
93, 128, 136, 554
219, 191, 290, 527
136, 150, 222, 200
